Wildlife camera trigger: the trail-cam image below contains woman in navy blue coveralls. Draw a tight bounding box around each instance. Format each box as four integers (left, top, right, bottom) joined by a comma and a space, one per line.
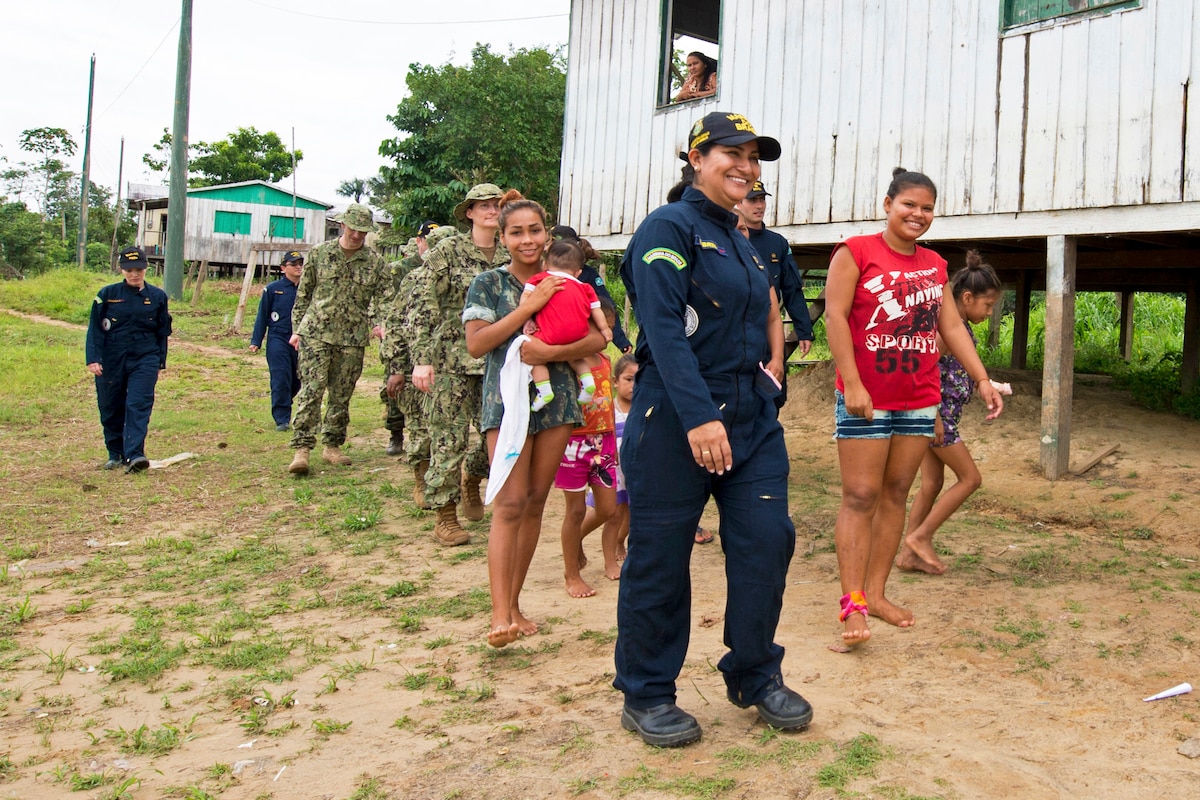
614, 113, 812, 747
85, 246, 172, 474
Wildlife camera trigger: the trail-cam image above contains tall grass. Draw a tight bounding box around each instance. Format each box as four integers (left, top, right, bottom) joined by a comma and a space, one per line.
978, 291, 1184, 374
2, 270, 1195, 417
0, 315, 91, 425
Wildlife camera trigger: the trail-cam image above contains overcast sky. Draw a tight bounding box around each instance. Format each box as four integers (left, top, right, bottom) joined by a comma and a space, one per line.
1, 0, 569, 208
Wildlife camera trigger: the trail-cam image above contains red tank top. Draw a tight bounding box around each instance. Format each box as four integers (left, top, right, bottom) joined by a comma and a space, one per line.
832, 233, 947, 410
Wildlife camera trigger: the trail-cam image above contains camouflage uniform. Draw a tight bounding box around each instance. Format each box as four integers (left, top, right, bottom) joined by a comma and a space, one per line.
411, 232, 508, 507
290, 235, 388, 450
380, 249, 424, 439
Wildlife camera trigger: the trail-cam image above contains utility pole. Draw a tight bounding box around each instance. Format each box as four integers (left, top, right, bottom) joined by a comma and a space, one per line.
165, 0, 193, 299
291, 127, 297, 240
77, 54, 96, 269
110, 137, 124, 272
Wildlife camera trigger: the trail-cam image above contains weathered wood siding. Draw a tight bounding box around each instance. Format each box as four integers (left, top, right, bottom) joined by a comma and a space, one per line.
182, 199, 326, 265
561, 0, 1199, 247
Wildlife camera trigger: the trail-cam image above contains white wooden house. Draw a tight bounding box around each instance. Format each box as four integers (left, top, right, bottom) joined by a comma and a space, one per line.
131, 180, 330, 268
559, 0, 1200, 477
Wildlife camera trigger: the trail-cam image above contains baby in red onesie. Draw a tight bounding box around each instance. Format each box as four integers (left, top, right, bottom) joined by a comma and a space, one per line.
523, 240, 613, 410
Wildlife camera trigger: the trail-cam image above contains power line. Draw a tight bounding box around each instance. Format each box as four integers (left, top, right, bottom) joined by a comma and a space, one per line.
245, 0, 566, 26
95, 17, 181, 120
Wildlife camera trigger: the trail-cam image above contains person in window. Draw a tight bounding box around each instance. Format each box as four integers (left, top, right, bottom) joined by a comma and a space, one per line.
673, 51, 718, 102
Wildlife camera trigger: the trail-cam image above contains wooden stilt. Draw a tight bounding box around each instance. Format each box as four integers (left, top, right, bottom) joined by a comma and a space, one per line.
1040, 236, 1076, 480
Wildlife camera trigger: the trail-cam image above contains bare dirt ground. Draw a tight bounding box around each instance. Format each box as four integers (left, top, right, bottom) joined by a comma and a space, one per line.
3, 361, 1200, 799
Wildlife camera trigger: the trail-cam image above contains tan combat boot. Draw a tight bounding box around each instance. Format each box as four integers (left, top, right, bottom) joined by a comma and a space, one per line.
413, 460, 430, 508
288, 448, 310, 475
433, 503, 470, 546
461, 473, 485, 522
322, 446, 352, 466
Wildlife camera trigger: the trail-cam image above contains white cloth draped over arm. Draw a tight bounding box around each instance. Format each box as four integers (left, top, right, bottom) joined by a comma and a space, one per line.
484, 335, 533, 505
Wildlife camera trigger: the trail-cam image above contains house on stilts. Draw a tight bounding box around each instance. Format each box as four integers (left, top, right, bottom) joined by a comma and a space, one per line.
558, 0, 1200, 478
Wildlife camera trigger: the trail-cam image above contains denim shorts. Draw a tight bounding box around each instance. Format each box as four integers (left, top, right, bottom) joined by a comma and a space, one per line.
834, 391, 937, 439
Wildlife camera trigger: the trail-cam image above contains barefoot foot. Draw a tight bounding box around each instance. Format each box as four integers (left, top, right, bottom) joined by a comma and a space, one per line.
565, 575, 596, 598
897, 538, 945, 574
868, 595, 915, 628
511, 610, 538, 636
487, 622, 520, 648
842, 613, 871, 646
604, 561, 622, 581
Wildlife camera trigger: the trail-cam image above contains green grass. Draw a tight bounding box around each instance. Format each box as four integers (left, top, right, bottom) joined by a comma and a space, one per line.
0, 270, 1194, 799
816, 733, 891, 790
0, 315, 92, 425
615, 764, 736, 798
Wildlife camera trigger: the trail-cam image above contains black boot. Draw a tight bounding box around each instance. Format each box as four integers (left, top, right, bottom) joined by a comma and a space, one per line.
385, 430, 403, 456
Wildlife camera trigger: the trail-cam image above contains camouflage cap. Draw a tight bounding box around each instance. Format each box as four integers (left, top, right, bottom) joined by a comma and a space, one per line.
335, 203, 378, 232
423, 225, 458, 250
118, 245, 148, 270
551, 225, 580, 243
453, 183, 504, 223
281, 250, 304, 264
402, 237, 420, 259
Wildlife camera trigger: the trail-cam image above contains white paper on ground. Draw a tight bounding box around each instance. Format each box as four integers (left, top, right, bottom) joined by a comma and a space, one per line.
1143, 682, 1192, 701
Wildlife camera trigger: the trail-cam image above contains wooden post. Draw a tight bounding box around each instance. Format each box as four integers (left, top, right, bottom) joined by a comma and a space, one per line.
1183, 275, 1199, 393
1040, 235, 1076, 480
1116, 292, 1135, 362
1011, 271, 1032, 369
184, 258, 198, 292
190, 260, 208, 305
987, 290, 1005, 348
233, 248, 258, 331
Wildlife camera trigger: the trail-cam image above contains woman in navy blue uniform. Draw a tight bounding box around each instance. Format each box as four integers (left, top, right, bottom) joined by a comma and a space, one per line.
614, 113, 812, 747
85, 246, 172, 473
249, 250, 303, 430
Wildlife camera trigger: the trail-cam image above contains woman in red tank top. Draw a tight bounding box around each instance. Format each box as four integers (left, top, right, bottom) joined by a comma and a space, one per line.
824, 168, 1004, 648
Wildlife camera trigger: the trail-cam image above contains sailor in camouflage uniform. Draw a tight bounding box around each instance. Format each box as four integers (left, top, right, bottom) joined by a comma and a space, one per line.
380, 224, 458, 507
379, 221, 443, 456
287, 204, 388, 475
411, 184, 508, 545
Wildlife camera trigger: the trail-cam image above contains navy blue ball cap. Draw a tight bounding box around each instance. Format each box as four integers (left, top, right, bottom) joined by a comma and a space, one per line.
687, 112, 781, 162
282, 250, 304, 265
118, 246, 148, 270
418, 220, 440, 237
745, 181, 771, 198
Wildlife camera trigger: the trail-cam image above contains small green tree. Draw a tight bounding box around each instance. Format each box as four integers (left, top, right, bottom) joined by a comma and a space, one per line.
0, 200, 47, 275
189, 127, 302, 187
336, 177, 369, 203
143, 127, 302, 187
17, 127, 78, 227
378, 44, 566, 231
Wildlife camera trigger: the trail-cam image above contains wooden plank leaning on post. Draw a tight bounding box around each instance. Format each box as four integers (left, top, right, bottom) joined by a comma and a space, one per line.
232, 247, 259, 331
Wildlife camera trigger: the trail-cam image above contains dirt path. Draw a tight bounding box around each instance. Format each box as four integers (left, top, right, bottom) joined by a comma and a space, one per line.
2, 359, 1198, 799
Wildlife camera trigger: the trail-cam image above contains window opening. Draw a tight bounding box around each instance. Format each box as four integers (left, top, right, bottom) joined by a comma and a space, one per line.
660, 0, 721, 107
1001, 0, 1140, 31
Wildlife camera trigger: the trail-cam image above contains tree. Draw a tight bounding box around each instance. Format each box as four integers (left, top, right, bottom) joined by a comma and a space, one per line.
0, 200, 47, 275
17, 127, 77, 223
337, 177, 369, 203
190, 127, 301, 187
143, 127, 302, 187
142, 128, 172, 175
378, 44, 566, 231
